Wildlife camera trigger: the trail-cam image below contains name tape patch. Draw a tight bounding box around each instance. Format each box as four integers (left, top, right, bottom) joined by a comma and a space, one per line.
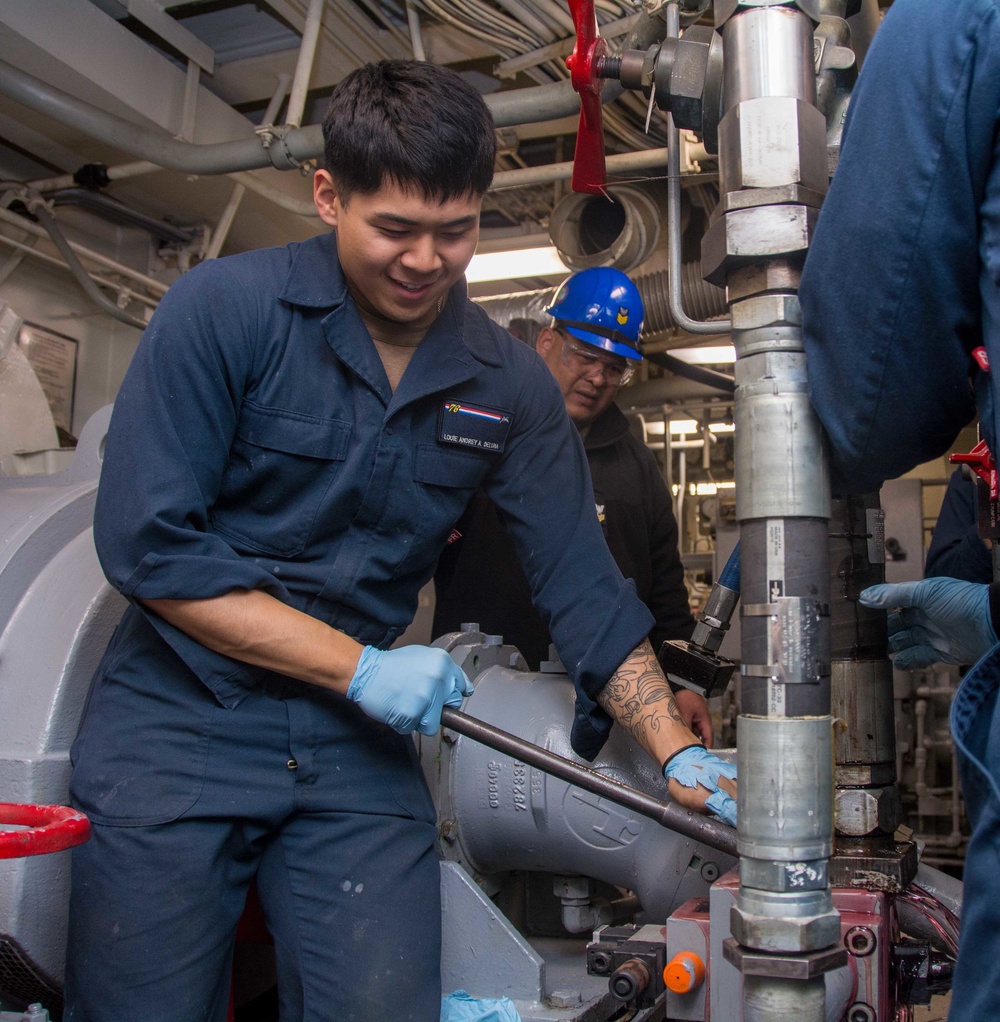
438, 400, 512, 453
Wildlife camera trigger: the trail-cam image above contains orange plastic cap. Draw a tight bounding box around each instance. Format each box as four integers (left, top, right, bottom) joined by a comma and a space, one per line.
663, 951, 706, 994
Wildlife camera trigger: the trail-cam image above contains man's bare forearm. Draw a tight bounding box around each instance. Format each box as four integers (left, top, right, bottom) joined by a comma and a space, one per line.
596, 639, 702, 767
140, 589, 364, 693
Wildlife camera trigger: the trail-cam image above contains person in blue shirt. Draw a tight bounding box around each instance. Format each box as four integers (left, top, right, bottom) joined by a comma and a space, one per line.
925, 468, 993, 585
800, 1, 1000, 1016
63, 60, 736, 1022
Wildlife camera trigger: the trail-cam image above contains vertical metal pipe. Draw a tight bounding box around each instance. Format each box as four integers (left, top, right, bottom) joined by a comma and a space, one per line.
262, 73, 292, 128
180, 59, 200, 141
205, 183, 246, 260
710, 3, 839, 1019
286, 0, 326, 128
405, 0, 427, 60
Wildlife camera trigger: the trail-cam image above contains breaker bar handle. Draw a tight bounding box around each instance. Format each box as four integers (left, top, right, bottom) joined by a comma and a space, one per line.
440, 706, 736, 856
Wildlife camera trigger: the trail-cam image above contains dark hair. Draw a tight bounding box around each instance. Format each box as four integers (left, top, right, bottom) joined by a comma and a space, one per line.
322, 60, 496, 202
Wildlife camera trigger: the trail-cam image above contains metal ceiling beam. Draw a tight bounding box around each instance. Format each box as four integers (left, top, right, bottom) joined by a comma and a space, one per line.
126, 0, 215, 73
0, 0, 251, 142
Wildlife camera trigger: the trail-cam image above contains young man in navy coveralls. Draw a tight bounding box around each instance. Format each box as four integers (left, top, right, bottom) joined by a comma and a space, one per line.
65, 61, 736, 1021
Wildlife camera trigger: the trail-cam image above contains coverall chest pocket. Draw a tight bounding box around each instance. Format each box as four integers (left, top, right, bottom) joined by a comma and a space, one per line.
214, 402, 352, 558
391, 445, 492, 579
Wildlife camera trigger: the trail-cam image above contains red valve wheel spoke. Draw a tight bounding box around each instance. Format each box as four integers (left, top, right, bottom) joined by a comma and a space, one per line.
566, 0, 607, 195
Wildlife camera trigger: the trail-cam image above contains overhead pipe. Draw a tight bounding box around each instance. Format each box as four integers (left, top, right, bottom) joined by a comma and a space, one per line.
49, 189, 201, 246
285, 0, 326, 128
0, 205, 169, 297
0, 232, 159, 311
28, 202, 147, 330
405, 0, 427, 60
0, 57, 587, 176
490, 146, 676, 191
205, 183, 246, 261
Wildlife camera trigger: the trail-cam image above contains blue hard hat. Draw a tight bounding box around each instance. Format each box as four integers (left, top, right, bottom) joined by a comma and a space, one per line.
545, 267, 644, 361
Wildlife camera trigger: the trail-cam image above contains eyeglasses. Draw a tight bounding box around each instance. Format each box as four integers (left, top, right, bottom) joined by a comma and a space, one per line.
558, 334, 635, 386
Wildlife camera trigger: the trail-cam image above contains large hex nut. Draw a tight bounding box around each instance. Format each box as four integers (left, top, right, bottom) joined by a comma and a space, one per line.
731, 294, 801, 331
652, 26, 724, 151
835, 786, 902, 838
719, 97, 829, 194
740, 857, 828, 893
726, 259, 802, 302
701, 202, 818, 287
731, 898, 841, 953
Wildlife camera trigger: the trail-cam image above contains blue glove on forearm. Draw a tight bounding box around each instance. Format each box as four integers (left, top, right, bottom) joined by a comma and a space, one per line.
347, 645, 473, 736
860, 579, 999, 670
663, 746, 738, 827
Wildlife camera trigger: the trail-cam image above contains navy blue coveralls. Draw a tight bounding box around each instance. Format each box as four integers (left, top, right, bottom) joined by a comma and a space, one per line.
65, 231, 653, 1022
433, 401, 694, 670
801, 1, 1000, 1017
925, 469, 993, 584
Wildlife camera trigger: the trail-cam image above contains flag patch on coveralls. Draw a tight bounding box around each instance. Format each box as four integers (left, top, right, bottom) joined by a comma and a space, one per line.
438, 400, 512, 452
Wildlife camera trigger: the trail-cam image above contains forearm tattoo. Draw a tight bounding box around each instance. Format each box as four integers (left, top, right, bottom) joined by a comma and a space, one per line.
597, 640, 686, 747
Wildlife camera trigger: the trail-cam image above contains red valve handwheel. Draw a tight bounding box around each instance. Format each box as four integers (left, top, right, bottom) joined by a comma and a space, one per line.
566, 0, 607, 195
951, 440, 999, 501
0, 803, 90, 859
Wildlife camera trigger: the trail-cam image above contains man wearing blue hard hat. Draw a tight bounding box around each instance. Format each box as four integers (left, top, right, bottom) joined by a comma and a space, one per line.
434, 266, 714, 744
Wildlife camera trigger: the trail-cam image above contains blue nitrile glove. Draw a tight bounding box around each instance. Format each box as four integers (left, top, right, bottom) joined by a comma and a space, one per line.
347, 645, 473, 736
663, 745, 738, 827
860, 579, 999, 670
441, 990, 522, 1022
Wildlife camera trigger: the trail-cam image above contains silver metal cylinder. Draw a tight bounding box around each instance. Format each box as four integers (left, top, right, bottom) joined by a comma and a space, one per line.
737, 716, 834, 862
722, 6, 817, 110
745, 974, 825, 1022
734, 350, 831, 520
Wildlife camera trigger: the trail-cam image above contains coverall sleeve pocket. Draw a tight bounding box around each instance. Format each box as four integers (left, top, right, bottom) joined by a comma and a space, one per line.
213, 402, 352, 557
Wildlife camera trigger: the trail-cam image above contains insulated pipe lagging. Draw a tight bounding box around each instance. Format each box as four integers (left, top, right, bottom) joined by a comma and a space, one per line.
473, 262, 728, 337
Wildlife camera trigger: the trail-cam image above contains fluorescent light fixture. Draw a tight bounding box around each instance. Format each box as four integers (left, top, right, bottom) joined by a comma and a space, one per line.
694, 481, 736, 495
644, 419, 734, 436
465, 245, 569, 283
666, 345, 736, 364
